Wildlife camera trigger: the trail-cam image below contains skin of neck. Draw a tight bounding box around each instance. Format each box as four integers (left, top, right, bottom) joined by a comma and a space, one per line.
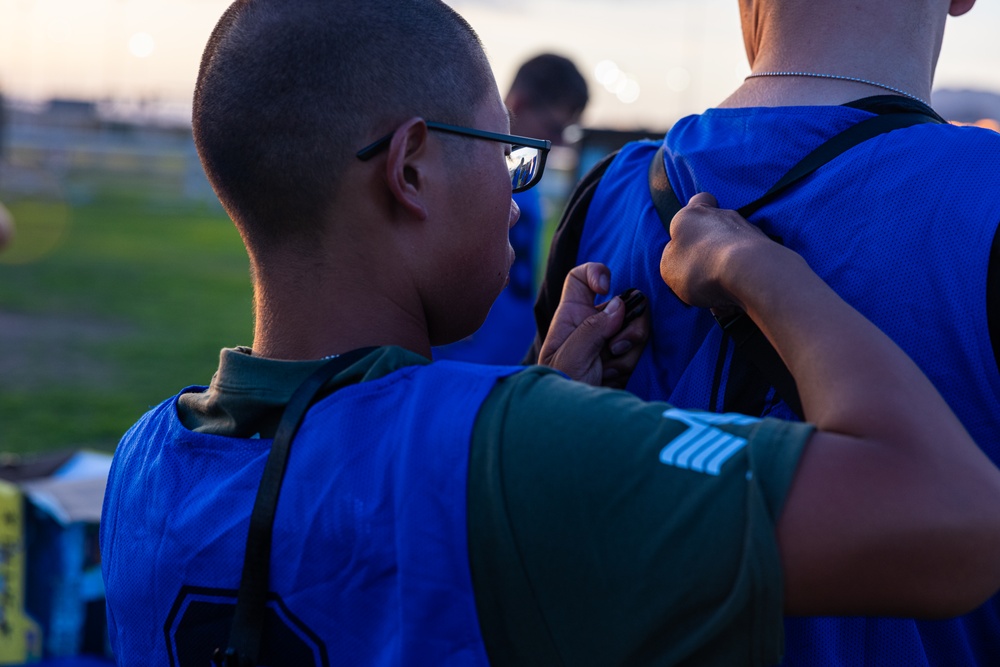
247, 179, 436, 362
723, 0, 954, 108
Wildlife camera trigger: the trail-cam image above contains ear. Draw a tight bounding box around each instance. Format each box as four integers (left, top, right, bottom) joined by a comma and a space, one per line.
505, 89, 529, 117
949, 0, 976, 16
384, 117, 431, 221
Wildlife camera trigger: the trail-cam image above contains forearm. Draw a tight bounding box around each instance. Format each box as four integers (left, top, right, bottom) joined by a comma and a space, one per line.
724, 244, 961, 443
729, 245, 1000, 615
661, 194, 1000, 615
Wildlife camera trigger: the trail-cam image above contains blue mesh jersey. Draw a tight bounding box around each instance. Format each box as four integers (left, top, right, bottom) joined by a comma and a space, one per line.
578, 101, 1000, 665
433, 188, 542, 364
100, 360, 519, 666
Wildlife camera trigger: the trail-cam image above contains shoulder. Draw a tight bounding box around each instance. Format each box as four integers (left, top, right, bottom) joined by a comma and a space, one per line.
468, 371, 814, 664
119, 391, 193, 450
876, 122, 1000, 222
886, 121, 1000, 167
598, 138, 661, 179
475, 368, 812, 511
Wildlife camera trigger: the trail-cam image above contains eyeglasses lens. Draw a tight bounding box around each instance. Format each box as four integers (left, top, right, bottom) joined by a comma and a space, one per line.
509, 146, 540, 192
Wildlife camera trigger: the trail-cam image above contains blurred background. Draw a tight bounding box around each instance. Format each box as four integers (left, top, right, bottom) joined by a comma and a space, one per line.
1, 0, 1000, 456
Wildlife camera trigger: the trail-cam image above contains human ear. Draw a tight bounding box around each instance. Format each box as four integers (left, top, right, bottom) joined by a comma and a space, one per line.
384, 117, 430, 221
505, 89, 528, 116
949, 0, 976, 17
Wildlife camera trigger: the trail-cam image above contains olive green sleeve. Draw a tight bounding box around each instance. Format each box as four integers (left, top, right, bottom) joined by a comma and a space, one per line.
467, 368, 813, 667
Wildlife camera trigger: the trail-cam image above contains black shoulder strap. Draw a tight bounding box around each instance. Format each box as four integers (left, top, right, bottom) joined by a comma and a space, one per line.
212, 346, 376, 667
649, 108, 942, 419
989, 223, 1000, 374
737, 112, 940, 219
650, 110, 943, 226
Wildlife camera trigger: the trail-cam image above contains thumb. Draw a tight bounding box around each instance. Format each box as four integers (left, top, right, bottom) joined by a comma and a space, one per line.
562, 262, 611, 308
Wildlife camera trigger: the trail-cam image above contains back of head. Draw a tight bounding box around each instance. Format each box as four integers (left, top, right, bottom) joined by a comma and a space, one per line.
193, 0, 495, 253
509, 53, 589, 118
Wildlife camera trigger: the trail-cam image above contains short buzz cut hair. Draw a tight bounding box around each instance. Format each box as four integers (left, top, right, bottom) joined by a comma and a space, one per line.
509, 53, 589, 116
193, 0, 495, 251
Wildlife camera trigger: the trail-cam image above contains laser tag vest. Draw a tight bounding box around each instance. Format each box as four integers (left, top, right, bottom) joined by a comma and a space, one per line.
101, 360, 519, 666
578, 101, 1000, 665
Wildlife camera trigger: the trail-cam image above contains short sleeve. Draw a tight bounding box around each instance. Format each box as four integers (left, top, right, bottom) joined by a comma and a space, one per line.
467, 369, 813, 666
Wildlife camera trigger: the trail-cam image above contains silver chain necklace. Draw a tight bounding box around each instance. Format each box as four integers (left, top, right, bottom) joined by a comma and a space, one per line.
745, 71, 927, 105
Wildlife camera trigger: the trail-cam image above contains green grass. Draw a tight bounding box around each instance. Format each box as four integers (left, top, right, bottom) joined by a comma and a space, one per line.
0, 192, 253, 454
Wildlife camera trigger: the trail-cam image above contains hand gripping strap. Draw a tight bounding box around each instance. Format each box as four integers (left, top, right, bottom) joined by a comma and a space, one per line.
649, 108, 942, 419
526, 150, 621, 363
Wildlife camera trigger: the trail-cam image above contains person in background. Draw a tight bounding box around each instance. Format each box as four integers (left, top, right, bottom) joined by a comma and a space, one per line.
434, 53, 588, 364
0, 87, 13, 251
533, 0, 1000, 664
0, 203, 13, 252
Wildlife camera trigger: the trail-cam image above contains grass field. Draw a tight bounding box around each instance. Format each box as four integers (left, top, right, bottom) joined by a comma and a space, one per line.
0, 192, 253, 454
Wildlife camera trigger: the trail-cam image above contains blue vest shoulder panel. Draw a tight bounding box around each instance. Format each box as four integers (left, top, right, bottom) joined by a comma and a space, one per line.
101, 361, 519, 666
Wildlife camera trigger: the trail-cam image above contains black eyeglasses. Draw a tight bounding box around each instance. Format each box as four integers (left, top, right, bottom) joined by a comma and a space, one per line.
356, 121, 552, 193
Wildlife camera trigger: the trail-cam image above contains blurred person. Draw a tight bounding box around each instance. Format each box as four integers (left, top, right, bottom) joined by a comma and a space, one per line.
533, 0, 1000, 664
0, 87, 12, 251
99, 1, 1000, 666
434, 53, 587, 364
0, 201, 12, 251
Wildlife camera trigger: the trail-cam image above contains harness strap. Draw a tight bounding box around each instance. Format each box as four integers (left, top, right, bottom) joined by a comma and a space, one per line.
213, 346, 376, 667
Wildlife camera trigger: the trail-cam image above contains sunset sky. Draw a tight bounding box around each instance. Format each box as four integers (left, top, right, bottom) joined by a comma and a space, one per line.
1, 0, 999, 129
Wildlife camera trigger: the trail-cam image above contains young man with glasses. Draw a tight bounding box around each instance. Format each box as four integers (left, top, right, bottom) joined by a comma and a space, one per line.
100, 1, 1000, 665
433, 53, 589, 367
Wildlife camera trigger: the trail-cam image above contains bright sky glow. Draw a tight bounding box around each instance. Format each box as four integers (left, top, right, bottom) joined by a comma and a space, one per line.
1, 0, 999, 128
128, 32, 155, 59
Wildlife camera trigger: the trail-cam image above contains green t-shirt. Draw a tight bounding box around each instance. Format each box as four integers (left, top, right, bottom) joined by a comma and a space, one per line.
178, 345, 812, 666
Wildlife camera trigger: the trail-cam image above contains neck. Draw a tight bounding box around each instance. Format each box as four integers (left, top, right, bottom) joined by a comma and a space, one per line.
249, 255, 433, 362
743, 72, 928, 106
726, 1, 946, 108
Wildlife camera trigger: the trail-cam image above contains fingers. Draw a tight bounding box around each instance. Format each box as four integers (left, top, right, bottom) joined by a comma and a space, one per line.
544, 295, 627, 385
601, 297, 651, 388
562, 262, 611, 308
593, 288, 649, 387
685, 191, 718, 209
661, 191, 738, 308
567, 295, 626, 361
541, 266, 652, 387
667, 191, 722, 243
661, 191, 782, 311
539, 263, 615, 382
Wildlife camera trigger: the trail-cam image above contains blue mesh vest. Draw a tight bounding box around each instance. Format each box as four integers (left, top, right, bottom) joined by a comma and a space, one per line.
101, 360, 519, 666
579, 105, 1000, 665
